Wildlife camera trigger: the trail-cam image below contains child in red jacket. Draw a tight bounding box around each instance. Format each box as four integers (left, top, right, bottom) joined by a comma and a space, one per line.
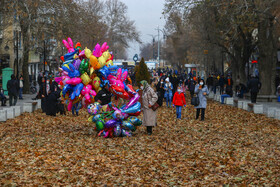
172, 86, 186, 119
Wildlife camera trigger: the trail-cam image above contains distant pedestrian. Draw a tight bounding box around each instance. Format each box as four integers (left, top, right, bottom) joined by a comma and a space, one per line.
219, 75, 225, 95
247, 75, 262, 103
172, 86, 186, 119
194, 79, 209, 121
188, 77, 196, 98
7, 74, 19, 106
19, 75, 24, 99
0, 88, 7, 106
164, 77, 173, 108
156, 78, 165, 106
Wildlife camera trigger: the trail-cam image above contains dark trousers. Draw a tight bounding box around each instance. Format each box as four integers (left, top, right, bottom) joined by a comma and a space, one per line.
9, 94, 17, 106
190, 90, 194, 98
196, 108, 205, 120
251, 91, 258, 103
147, 126, 153, 134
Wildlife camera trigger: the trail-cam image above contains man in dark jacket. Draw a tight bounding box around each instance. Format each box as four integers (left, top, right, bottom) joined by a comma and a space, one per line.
188, 77, 196, 98
156, 79, 165, 106
247, 75, 262, 103
219, 75, 225, 95
95, 83, 112, 105
7, 74, 19, 106
206, 74, 214, 92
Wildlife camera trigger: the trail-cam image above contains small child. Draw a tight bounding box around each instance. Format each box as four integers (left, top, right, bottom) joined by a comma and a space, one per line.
172, 86, 186, 119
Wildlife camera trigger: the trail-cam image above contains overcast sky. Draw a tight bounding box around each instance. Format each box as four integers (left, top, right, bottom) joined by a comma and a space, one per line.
120, 0, 166, 60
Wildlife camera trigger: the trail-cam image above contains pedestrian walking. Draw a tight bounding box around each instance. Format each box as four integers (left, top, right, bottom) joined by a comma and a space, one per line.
140, 80, 158, 135
188, 77, 196, 98
156, 78, 165, 106
172, 86, 186, 119
194, 79, 209, 121
164, 77, 173, 108
7, 74, 19, 106
247, 75, 262, 103
219, 75, 225, 95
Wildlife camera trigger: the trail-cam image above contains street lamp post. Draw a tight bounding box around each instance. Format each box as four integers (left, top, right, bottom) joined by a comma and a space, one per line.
147, 34, 156, 60
155, 26, 166, 67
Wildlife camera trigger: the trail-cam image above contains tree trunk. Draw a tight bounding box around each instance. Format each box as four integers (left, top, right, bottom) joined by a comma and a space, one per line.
258, 18, 277, 95
21, 23, 30, 94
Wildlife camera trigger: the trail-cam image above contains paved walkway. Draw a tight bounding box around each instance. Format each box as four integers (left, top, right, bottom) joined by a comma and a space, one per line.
0, 93, 37, 109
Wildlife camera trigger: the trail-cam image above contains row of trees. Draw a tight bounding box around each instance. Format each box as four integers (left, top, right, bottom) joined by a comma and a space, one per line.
1, 0, 140, 93
160, 0, 280, 95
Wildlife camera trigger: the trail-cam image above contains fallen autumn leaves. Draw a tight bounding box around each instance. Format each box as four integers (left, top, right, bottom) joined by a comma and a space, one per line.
0, 99, 280, 186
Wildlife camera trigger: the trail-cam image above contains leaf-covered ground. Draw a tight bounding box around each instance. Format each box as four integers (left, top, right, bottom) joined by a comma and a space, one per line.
0, 99, 280, 186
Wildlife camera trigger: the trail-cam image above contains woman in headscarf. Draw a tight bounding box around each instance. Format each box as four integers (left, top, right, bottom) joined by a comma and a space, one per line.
140, 80, 158, 135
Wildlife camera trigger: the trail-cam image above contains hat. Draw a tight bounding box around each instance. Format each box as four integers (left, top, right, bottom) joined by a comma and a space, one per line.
165, 77, 169, 82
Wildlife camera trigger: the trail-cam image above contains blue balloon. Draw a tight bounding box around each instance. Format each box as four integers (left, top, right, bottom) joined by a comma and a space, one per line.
108, 65, 118, 71
121, 102, 141, 114
99, 66, 110, 79
122, 121, 136, 132
62, 84, 73, 97
127, 116, 142, 126
64, 49, 79, 61
62, 63, 80, 78
62, 60, 73, 65
70, 83, 83, 100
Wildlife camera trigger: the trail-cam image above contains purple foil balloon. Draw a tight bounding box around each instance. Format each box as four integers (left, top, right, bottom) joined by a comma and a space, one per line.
104, 119, 118, 129
124, 93, 140, 109
73, 59, 81, 70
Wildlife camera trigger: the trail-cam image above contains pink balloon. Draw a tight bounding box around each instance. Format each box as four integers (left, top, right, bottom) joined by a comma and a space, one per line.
93, 43, 102, 57
68, 100, 73, 111
81, 85, 97, 103
101, 42, 108, 53
124, 93, 140, 109
66, 77, 82, 85
67, 38, 74, 52
116, 68, 122, 80
62, 76, 70, 85
62, 38, 75, 53
121, 70, 128, 82
55, 77, 62, 83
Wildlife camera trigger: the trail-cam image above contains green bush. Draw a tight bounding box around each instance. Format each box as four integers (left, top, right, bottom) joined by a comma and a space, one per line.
135, 57, 150, 86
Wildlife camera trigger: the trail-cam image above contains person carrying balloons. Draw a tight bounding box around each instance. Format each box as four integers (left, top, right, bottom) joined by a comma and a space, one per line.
172, 86, 186, 119
164, 77, 173, 108
140, 80, 158, 135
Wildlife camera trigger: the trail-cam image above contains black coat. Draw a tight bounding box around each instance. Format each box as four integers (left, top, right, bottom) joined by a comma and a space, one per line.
94, 88, 112, 105
247, 78, 262, 93
7, 79, 19, 96
188, 80, 196, 92
156, 81, 165, 106
46, 91, 60, 116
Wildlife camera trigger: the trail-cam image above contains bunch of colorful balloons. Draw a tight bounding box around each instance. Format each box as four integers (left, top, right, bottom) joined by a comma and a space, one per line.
87, 100, 143, 138
55, 37, 142, 137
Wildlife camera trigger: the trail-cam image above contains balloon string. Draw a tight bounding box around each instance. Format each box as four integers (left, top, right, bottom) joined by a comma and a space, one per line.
103, 111, 114, 118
